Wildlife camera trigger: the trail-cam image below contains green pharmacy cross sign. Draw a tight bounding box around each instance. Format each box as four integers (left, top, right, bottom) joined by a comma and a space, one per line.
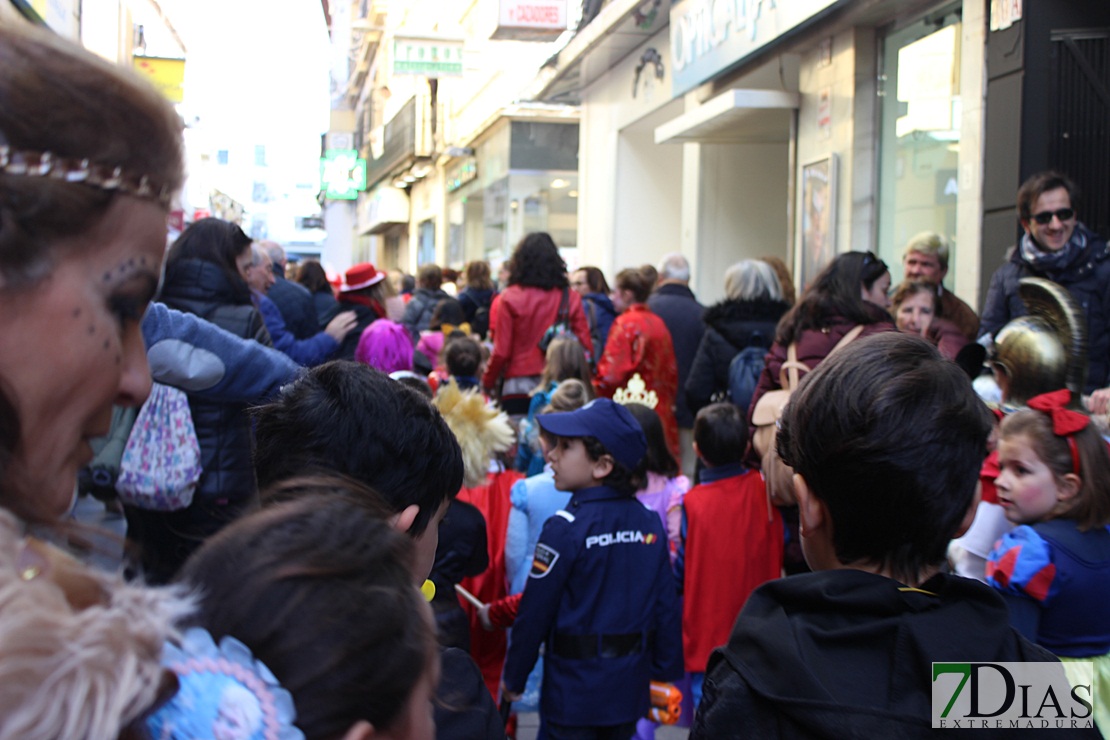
321, 149, 367, 200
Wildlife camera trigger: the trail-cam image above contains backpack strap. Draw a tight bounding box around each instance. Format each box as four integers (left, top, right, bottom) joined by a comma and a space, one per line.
827, 324, 865, 358
776, 325, 863, 391
779, 343, 809, 391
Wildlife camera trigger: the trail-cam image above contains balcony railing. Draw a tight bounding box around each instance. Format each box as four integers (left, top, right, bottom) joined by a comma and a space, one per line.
365, 94, 433, 189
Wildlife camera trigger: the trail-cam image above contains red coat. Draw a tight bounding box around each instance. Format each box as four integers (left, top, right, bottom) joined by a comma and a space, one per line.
594, 304, 680, 458
680, 469, 782, 671
924, 316, 971, 361
481, 285, 592, 388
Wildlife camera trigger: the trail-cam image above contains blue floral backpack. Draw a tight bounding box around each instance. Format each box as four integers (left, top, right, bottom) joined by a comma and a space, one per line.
115, 383, 202, 511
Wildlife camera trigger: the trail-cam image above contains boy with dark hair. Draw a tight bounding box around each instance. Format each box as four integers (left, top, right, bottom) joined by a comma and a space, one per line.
693, 334, 1085, 738
252, 360, 505, 740
676, 402, 782, 709
501, 398, 682, 740
253, 360, 461, 544
444, 335, 484, 392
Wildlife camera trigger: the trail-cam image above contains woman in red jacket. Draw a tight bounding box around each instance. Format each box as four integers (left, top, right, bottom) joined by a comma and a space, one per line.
595, 268, 681, 459
482, 232, 591, 415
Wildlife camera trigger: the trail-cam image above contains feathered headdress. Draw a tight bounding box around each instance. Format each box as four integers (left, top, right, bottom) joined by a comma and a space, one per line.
0, 510, 194, 739
433, 381, 514, 488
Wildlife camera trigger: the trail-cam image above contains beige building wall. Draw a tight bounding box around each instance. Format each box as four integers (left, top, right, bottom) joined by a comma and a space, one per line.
797, 28, 876, 271
954, 0, 987, 308
579, 29, 684, 280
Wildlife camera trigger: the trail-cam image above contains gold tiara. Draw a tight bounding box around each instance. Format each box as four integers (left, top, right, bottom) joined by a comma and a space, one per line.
0, 145, 173, 208
613, 373, 658, 409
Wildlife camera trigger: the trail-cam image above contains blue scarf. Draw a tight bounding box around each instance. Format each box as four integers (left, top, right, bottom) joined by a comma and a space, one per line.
1020, 227, 1088, 273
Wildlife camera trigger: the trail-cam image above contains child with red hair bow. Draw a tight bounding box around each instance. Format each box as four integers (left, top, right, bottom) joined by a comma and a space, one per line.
986, 389, 1110, 734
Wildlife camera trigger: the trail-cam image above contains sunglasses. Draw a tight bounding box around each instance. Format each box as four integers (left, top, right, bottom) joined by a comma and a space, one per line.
1031, 208, 1075, 225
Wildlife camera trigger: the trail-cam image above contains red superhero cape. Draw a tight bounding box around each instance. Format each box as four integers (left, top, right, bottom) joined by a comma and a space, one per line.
457, 467, 524, 699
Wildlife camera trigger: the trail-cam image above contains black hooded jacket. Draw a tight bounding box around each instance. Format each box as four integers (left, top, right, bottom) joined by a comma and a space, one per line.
684, 298, 789, 415
693, 570, 1094, 739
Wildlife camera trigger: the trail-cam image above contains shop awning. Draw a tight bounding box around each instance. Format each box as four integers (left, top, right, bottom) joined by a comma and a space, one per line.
654, 88, 799, 145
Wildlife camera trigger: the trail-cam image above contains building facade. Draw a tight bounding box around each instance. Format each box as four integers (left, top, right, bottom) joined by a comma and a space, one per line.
529, 0, 1110, 309
325, 0, 582, 276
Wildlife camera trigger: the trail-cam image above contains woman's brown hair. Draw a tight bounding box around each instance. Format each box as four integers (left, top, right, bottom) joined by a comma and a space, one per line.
0, 23, 184, 288
181, 476, 436, 738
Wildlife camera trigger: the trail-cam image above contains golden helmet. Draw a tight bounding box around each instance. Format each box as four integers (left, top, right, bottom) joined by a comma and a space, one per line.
989, 278, 1087, 406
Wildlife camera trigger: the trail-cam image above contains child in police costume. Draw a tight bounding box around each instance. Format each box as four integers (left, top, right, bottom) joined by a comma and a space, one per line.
692, 333, 1093, 739
501, 398, 683, 740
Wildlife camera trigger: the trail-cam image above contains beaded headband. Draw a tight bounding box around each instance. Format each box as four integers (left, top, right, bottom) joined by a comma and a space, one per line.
0, 145, 173, 208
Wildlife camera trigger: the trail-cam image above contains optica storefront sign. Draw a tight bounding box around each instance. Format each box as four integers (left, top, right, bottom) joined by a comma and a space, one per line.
669, 0, 841, 96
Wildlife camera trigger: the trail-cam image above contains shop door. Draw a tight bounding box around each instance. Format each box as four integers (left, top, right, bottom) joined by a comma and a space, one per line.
876, 4, 963, 282
1050, 30, 1110, 239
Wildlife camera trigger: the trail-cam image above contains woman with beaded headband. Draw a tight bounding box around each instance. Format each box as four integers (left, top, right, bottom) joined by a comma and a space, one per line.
0, 22, 189, 739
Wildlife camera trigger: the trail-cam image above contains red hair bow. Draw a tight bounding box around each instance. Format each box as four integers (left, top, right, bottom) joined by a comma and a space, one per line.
1026, 389, 1090, 436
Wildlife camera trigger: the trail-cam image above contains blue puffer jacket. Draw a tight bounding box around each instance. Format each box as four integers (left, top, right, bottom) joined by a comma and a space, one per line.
981, 224, 1110, 392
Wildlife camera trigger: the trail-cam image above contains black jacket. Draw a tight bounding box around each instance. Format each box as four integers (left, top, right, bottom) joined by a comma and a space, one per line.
693, 570, 1093, 739
648, 284, 705, 427
402, 287, 451, 338
158, 259, 268, 508
685, 299, 789, 415
333, 302, 382, 361
312, 288, 340, 329
981, 224, 1110, 392
266, 274, 318, 339
435, 648, 506, 740
430, 500, 489, 651
457, 287, 495, 322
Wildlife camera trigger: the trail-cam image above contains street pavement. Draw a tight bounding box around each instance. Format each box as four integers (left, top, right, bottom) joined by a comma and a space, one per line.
515, 712, 691, 739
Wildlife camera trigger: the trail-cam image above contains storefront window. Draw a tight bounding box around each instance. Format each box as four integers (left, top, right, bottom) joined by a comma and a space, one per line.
446, 121, 579, 269
877, 5, 962, 281
507, 172, 578, 252
417, 219, 435, 266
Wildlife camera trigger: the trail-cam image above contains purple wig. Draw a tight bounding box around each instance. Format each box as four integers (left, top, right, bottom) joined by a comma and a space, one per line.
355, 319, 414, 374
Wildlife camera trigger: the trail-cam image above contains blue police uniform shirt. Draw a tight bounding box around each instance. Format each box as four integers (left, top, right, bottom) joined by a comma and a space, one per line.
502, 485, 683, 727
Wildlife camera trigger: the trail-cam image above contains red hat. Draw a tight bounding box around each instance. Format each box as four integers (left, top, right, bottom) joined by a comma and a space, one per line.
342, 262, 386, 292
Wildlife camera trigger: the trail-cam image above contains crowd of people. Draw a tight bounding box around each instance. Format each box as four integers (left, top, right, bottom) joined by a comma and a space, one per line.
4, 19, 1110, 740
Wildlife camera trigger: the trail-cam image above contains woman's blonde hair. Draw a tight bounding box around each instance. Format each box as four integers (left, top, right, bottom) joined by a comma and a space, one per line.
548, 378, 591, 412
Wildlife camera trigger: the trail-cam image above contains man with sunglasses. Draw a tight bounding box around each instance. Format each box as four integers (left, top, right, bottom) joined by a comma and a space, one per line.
982, 171, 1110, 392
